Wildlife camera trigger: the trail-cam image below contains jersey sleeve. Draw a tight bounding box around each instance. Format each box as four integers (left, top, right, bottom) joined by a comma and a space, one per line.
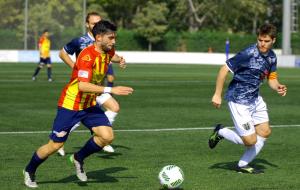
268, 57, 278, 80
76, 51, 94, 82
226, 50, 250, 73
63, 37, 80, 55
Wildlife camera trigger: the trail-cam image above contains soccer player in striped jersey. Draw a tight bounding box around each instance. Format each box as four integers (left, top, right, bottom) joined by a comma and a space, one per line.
23, 20, 133, 188
58, 12, 116, 155
209, 23, 287, 174
32, 29, 52, 82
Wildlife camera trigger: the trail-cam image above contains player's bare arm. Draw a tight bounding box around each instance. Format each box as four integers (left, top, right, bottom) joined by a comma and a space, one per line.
78, 81, 133, 95
268, 79, 287, 96
111, 54, 126, 69
59, 48, 75, 68
212, 65, 229, 108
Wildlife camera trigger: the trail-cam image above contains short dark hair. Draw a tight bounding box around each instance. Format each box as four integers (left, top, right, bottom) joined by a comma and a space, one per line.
86, 12, 101, 23
92, 20, 117, 38
257, 23, 277, 39
43, 29, 48, 33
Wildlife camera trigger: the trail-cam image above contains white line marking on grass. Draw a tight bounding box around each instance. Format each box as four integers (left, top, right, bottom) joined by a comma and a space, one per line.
0, 124, 300, 135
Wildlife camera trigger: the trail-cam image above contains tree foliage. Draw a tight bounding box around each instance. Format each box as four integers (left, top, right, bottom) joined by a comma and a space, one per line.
132, 1, 169, 51
0, 0, 294, 50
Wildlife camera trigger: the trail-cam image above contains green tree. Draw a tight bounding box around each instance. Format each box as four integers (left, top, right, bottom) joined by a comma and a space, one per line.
24, 2, 61, 49
0, 0, 23, 29
132, 1, 169, 51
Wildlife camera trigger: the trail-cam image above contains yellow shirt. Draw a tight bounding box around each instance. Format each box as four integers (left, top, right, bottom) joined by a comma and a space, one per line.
39, 36, 50, 58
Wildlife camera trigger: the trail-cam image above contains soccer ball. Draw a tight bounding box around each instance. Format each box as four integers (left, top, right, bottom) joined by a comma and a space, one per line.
158, 165, 184, 189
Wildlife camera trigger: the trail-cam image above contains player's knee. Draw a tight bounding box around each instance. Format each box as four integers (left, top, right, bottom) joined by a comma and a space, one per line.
262, 127, 271, 138
102, 133, 114, 144
95, 133, 114, 145
256, 124, 272, 138
104, 98, 120, 113
109, 103, 120, 113
242, 136, 257, 146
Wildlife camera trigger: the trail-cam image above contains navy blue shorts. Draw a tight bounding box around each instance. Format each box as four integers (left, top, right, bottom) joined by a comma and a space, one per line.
49, 106, 111, 142
39, 57, 51, 65
107, 64, 114, 75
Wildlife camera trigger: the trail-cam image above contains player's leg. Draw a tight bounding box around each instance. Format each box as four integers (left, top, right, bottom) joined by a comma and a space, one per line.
96, 93, 119, 153
46, 58, 52, 82
103, 65, 118, 119
24, 107, 78, 187
96, 93, 119, 124
57, 122, 81, 156
24, 140, 64, 188
32, 58, 44, 80
209, 101, 248, 149
70, 106, 113, 181
237, 97, 270, 173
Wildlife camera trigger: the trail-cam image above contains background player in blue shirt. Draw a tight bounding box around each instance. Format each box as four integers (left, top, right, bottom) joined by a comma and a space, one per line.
59, 12, 118, 154
209, 23, 287, 174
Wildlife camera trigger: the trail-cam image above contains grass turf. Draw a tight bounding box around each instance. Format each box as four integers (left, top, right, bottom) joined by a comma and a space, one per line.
0, 63, 299, 190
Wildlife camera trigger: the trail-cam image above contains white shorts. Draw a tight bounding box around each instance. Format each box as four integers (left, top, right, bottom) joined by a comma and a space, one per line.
96, 93, 112, 105
227, 96, 269, 137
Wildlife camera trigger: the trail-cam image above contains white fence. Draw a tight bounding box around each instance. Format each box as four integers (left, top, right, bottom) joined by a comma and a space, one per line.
0, 50, 298, 67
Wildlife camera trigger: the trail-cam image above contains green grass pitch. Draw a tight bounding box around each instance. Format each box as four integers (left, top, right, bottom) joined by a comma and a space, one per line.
0, 63, 299, 190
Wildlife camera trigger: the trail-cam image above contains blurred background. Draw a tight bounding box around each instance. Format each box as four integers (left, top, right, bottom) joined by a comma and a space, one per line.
0, 0, 299, 54
0, 0, 300, 54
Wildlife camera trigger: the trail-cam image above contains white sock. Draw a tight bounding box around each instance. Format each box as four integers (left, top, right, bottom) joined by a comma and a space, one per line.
218, 128, 244, 145
238, 135, 266, 167
105, 111, 118, 124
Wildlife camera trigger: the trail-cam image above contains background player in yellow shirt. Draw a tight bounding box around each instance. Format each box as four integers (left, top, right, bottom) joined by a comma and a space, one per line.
32, 29, 53, 82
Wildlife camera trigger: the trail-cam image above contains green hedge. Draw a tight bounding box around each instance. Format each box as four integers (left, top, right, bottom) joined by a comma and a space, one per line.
0, 29, 299, 54
0, 30, 23, 49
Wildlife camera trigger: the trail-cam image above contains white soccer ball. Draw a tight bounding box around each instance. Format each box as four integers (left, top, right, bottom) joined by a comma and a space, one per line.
158, 165, 184, 189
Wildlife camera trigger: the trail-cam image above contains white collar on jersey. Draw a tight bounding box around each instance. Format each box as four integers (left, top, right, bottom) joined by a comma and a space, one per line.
87, 32, 95, 41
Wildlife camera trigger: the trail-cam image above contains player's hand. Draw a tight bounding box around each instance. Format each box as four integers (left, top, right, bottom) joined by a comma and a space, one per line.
277, 84, 287, 96
111, 86, 133, 95
211, 94, 222, 108
119, 56, 126, 69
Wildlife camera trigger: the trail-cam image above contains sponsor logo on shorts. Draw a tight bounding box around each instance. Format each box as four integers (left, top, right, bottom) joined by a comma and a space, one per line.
53, 131, 67, 137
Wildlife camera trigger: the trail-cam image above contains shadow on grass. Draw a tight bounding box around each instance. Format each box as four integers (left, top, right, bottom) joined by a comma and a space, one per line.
209, 158, 279, 171
39, 166, 136, 185
61, 144, 131, 159
159, 187, 184, 190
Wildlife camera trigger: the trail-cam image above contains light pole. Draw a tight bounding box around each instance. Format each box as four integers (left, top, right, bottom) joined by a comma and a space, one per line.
24, 0, 28, 50
282, 0, 291, 55
83, 0, 86, 35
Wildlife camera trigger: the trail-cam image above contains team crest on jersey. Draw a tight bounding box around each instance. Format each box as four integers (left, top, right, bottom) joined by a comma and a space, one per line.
81, 54, 91, 61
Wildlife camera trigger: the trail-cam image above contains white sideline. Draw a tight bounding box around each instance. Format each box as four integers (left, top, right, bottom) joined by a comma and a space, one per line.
0, 124, 299, 135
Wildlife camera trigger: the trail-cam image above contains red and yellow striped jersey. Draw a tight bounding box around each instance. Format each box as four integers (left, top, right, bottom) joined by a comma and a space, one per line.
39, 36, 51, 58
58, 45, 115, 110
